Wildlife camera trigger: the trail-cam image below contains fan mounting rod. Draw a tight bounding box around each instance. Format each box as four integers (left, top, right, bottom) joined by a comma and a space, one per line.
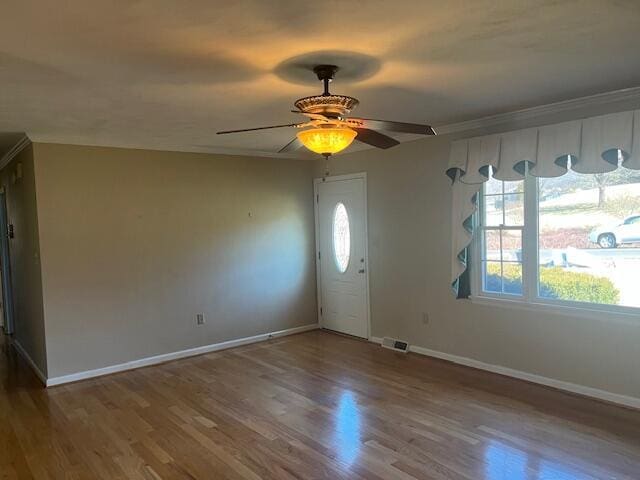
293, 65, 358, 118
313, 65, 339, 96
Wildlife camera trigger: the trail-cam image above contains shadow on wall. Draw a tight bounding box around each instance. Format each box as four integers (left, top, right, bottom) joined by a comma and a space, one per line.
209, 195, 314, 332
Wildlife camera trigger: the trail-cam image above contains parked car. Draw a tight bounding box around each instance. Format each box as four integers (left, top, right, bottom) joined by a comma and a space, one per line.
589, 215, 640, 248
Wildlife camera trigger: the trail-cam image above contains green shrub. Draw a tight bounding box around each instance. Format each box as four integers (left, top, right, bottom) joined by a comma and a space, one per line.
485, 264, 620, 304
539, 267, 619, 304
485, 263, 522, 294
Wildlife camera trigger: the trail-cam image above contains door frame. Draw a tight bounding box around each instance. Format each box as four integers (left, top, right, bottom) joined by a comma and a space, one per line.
313, 172, 371, 340
0, 189, 14, 334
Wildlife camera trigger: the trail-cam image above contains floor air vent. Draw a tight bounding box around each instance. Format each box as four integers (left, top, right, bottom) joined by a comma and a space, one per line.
381, 337, 409, 353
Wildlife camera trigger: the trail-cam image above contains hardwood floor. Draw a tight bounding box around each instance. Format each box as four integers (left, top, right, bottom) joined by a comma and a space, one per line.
1, 330, 639, 479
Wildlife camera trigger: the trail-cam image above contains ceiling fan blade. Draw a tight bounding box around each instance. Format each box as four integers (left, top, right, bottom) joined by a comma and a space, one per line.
353, 128, 400, 149
278, 137, 303, 153
349, 118, 436, 135
216, 123, 301, 135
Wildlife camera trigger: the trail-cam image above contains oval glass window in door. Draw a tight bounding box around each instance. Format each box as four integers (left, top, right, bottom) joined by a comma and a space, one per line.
333, 202, 351, 273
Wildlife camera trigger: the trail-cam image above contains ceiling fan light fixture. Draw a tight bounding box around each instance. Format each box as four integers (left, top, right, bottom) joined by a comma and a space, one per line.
296, 127, 357, 155
216, 63, 435, 153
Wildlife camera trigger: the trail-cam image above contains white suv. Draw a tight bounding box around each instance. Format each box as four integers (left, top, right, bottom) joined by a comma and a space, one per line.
589, 215, 640, 248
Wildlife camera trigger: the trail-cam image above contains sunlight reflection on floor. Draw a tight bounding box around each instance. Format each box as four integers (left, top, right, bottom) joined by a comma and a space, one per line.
334, 390, 361, 465
485, 440, 589, 480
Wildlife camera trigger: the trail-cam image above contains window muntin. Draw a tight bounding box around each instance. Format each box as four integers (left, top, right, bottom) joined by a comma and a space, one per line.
333, 202, 351, 273
477, 162, 640, 312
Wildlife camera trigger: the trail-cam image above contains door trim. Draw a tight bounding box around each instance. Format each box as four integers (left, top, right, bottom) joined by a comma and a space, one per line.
0, 190, 14, 334
313, 172, 371, 340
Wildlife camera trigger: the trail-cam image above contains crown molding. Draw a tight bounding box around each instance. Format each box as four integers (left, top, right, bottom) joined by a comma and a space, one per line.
0, 135, 31, 170
25, 136, 315, 161
25, 87, 640, 157
435, 86, 640, 135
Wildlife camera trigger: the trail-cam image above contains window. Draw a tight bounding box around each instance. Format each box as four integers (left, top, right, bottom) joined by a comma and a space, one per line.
476, 161, 640, 312
333, 202, 350, 273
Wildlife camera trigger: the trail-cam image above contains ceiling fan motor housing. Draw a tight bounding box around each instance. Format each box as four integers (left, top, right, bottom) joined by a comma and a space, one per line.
294, 95, 359, 117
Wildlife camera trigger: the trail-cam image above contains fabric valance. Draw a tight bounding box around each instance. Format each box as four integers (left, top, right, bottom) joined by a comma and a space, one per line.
447, 110, 640, 184
447, 109, 640, 296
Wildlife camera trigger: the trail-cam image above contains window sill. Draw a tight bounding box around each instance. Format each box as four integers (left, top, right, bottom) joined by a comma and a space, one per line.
469, 295, 640, 325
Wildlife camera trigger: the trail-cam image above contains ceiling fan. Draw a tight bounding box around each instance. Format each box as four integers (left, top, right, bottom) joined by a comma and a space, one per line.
216, 65, 436, 157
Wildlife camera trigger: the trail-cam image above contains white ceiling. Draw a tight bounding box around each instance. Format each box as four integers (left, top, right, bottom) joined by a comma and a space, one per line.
1, 0, 640, 158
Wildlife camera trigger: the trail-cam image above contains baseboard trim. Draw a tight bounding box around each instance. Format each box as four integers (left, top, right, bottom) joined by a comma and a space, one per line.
369, 337, 640, 410
47, 323, 319, 387
11, 339, 47, 385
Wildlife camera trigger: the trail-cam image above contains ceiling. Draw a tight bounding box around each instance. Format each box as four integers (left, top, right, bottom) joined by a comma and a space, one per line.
1, 0, 640, 158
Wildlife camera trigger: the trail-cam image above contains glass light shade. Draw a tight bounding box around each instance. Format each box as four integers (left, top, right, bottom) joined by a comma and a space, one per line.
296, 128, 357, 155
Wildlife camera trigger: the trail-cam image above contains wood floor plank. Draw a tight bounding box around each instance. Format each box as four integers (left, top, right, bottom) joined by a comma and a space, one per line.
1, 330, 639, 479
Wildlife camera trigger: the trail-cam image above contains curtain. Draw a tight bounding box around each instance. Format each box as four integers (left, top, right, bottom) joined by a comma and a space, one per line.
447, 109, 640, 297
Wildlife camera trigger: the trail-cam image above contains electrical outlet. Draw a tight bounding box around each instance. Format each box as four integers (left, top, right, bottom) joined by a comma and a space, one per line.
196, 313, 205, 325
422, 312, 430, 326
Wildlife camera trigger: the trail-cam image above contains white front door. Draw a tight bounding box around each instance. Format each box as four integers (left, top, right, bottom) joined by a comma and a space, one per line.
315, 174, 369, 338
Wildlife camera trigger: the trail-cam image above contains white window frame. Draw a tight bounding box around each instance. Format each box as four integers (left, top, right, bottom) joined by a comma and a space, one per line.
475, 178, 527, 299
471, 171, 640, 318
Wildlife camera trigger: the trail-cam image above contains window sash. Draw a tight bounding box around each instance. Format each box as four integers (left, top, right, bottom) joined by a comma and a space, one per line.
473, 173, 639, 315
471, 175, 537, 302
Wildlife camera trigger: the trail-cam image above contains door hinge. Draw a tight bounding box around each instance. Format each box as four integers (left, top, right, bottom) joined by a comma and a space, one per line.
318, 251, 321, 260
316, 194, 319, 203
320, 307, 323, 315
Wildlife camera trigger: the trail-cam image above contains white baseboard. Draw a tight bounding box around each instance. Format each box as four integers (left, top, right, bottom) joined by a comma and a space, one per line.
11, 339, 47, 385
369, 337, 640, 410
47, 323, 319, 387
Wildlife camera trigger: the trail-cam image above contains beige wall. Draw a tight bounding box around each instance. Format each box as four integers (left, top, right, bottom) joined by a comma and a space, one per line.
18, 96, 640, 395
318, 100, 640, 400
1, 145, 48, 375
33, 143, 317, 378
